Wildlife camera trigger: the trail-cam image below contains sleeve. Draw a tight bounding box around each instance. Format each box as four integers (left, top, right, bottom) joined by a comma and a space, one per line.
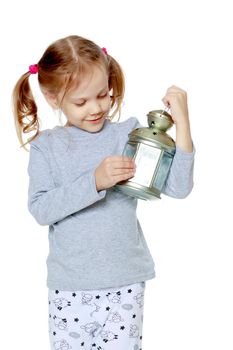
27, 143, 106, 226
161, 145, 195, 199
117, 117, 143, 148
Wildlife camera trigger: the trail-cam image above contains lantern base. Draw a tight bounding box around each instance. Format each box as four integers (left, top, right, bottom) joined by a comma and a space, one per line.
114, 182, 161, 200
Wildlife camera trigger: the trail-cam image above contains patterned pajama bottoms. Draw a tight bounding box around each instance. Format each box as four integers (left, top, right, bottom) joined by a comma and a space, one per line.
48, 281, 145, 350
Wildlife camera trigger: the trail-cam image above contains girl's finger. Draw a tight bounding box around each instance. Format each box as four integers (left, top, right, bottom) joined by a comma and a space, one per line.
113, 161, 136, 170
112, 168, 136, 176
161, 98, 170, 108
166, 86, 187, 95
114, 172, 135, 183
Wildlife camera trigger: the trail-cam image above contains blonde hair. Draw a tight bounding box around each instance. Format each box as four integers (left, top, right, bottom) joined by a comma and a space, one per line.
12, 35, 125, 150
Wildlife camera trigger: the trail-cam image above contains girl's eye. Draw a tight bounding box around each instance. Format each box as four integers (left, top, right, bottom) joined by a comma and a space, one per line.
99, 92, 108, 98
75, 101, 86, 107
75, 92, 108, 106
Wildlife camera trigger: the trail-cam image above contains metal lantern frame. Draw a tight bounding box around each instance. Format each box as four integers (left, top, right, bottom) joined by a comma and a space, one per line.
114, 110, 176, 200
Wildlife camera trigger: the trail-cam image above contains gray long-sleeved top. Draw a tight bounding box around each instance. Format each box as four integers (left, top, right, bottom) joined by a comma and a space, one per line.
28, 117, 195, 291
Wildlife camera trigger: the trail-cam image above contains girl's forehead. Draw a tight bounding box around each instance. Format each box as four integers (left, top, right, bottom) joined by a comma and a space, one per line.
68, 65, 108, 99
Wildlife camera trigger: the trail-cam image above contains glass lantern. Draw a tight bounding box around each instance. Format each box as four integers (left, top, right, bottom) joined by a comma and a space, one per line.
114, 109, 176, 200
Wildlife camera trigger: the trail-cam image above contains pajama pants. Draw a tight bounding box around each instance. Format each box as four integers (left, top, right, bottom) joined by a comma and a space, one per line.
48, 281, 146, 350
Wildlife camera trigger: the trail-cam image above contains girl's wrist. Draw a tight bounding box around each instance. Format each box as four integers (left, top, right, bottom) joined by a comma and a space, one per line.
175, 115, 190, 128
175, 123, 193, 153
176, 123, 191, 135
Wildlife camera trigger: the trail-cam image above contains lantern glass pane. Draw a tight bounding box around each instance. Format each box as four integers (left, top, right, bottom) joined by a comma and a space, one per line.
129, 144, 161, 187
154, 152, 173, 191
122, 142, 137, 158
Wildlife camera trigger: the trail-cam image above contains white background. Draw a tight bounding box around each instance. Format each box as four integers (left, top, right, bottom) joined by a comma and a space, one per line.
1, 0, 233, 349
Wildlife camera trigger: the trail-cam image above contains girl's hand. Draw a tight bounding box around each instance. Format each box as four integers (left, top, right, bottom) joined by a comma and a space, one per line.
95, 156, 136, 192
162, 85, 189, 126
162, 85, 193, 152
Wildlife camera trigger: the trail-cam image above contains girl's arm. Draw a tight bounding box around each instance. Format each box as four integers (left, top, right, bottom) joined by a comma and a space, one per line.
162, 85, 193, 152
161, 86, 195, 198
162, 145, 194, 198
28, 144, 106, 226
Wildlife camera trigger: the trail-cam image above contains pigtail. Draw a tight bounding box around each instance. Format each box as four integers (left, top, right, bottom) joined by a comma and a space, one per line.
12, 72, 40, 150
107, 55, 125, 120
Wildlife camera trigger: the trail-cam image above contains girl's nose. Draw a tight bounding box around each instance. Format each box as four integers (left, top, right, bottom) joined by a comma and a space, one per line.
89, 101, 102, 115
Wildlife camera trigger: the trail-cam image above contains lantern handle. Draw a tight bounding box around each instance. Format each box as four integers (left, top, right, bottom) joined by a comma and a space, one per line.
161, 106, 170, 116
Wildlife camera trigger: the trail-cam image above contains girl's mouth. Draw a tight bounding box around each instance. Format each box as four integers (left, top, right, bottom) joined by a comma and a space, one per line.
87, 115, 104, 123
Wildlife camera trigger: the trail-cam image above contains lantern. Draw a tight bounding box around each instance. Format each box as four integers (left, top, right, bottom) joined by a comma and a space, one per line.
114, 109, 176, 200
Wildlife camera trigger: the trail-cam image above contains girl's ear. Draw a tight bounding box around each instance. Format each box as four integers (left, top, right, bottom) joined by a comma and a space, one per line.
43, 91, 60, 109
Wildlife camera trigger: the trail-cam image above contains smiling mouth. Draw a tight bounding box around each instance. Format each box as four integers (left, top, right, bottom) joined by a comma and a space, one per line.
87, 114, 104, 122
90, 116, 102, 121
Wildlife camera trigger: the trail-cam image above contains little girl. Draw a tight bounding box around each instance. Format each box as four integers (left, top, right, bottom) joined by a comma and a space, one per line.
13, 35, 194, 350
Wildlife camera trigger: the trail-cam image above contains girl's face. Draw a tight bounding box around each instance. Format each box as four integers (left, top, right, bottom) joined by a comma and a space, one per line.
60, 65, 111, 133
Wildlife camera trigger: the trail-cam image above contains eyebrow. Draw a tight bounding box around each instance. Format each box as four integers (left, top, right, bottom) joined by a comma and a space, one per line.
70, 86, 108, 101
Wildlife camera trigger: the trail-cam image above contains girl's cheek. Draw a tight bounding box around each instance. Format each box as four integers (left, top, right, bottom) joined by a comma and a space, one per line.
105, 96, 111, 110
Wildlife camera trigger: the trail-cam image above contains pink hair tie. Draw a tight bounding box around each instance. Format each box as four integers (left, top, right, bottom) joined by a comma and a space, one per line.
29, 64, 38, 74
101, 47, 108, 56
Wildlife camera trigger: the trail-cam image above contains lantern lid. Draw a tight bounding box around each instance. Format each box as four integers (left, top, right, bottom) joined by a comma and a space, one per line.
129, 127, 175, 151
147, 110, 174, 132
128, 109, 175, 152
